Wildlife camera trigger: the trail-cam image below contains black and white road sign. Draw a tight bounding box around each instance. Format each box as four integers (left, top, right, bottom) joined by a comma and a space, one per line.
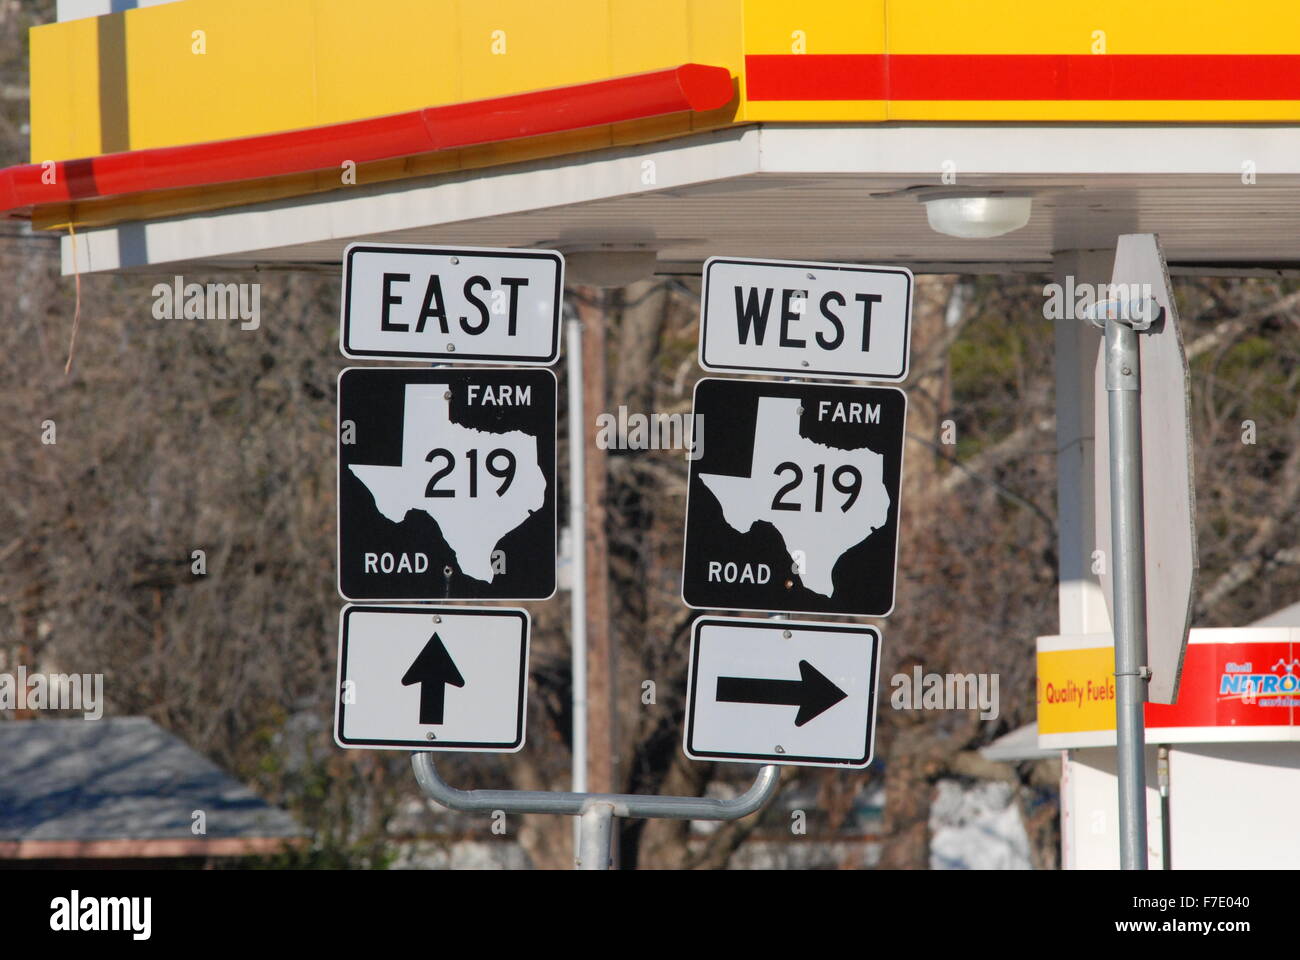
682, 378, 905, 617
684, 617, 881, 768
335, 605, 529, 751
698, 256, 912, 381
340, 243, 563, 364
338, 367, 556, 601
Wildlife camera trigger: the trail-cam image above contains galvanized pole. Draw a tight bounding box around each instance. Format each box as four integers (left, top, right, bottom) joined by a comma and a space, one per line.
411, 753, 779, 870
575, 291, 616, 801
1103, 315, 1150, 870
576, 803, 615, 870
566, 314, 588, 811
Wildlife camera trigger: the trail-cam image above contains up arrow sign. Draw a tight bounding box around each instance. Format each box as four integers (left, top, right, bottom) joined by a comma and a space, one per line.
716, 660, 847, 727
401, 632, 466, 725
335, 605, 530, 753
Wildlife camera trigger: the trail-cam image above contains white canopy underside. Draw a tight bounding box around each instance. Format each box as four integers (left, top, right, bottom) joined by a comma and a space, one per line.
63, 123, 1300, 277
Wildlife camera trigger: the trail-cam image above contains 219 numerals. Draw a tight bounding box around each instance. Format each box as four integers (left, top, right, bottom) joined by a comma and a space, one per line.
424, 448, 517, 497
771, 462, 861, 512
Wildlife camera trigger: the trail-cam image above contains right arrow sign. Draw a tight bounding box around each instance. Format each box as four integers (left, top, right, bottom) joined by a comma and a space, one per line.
716, 660, 848, 727
685, 617, 881, 768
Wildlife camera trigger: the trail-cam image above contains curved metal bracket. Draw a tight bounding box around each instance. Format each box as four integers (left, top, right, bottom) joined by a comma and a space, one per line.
412, 752, 779, 821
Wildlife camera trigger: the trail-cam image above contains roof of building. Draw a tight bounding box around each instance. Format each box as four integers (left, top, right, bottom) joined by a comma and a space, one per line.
981, 723, 1058, 763
1249, 601, 1300, 628
0, 717, 305, 859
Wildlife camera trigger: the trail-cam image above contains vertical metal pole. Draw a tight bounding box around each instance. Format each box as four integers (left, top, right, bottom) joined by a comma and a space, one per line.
1104, 318, 1150, 870
566, 315, 588, 855
575, 803, 615, 870
577, 291, 616, 800
574, 290, 618, 864
1157, 744, 1171, 870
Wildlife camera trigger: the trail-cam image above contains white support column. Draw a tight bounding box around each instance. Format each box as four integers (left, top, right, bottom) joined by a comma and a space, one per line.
1052, 249, 1113, 637
1051, 248, 1113, 871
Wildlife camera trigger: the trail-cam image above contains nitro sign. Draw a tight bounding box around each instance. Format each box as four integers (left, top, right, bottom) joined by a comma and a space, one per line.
698, 256, 913, 381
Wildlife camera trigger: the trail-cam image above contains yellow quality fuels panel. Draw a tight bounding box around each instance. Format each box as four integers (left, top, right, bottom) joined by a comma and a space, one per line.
1037, 646, 1118, 736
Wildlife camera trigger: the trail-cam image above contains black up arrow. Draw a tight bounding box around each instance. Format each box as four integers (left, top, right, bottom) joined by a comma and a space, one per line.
716, 660, 847, 727
401, 633, 465, 725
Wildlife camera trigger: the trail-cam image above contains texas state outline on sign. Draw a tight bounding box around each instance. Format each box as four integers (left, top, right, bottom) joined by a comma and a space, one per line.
699, 395, 890, 596
348, 383, 546, 582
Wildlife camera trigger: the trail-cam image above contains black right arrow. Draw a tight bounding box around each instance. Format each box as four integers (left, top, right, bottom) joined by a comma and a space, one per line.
716, 660, 848, 727
401, 632, 465, 725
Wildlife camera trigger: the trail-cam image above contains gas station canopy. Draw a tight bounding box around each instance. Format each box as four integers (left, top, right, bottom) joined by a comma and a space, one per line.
8, 0, 1300, 274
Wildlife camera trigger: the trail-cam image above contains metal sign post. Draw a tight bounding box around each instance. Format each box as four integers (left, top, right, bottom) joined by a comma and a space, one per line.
1102, 310, 1151, 870
411, 753, 779, 870
1088, 233, 1198, 870
1093, 235, 1198, 707
565, 311, 589, 852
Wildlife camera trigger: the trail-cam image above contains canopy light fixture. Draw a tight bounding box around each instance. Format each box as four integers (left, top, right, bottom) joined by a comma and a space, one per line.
921, 194, 1033, 240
